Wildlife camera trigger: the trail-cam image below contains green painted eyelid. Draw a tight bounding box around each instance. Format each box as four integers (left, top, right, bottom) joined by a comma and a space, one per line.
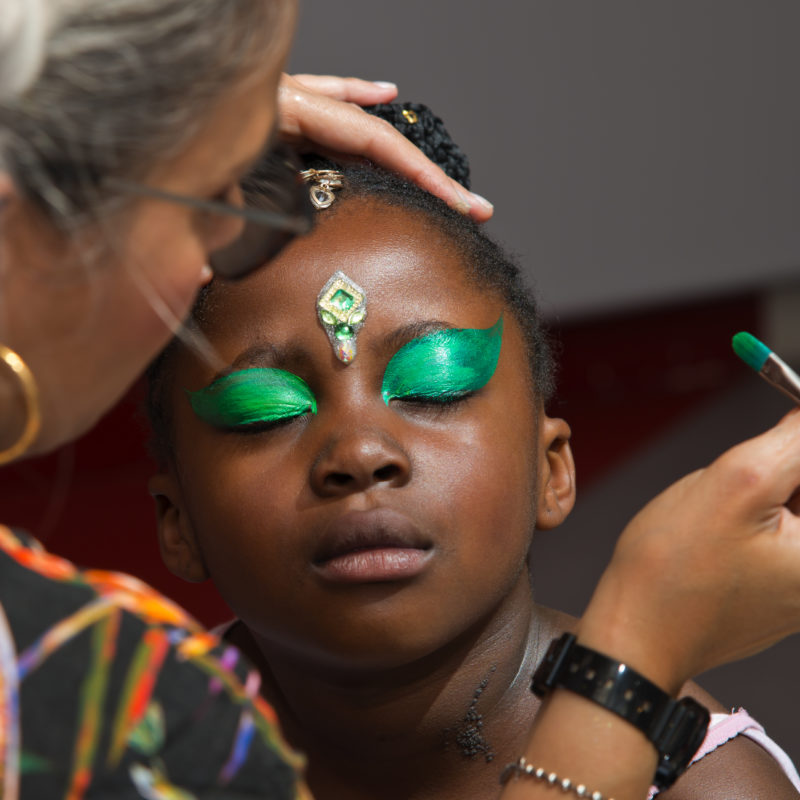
188, 367, 317, 429
381, 317, 503, 405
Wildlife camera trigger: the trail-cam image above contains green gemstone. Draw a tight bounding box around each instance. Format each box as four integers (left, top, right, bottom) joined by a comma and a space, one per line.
330, 289, 354, 311
349, 310, 365, 325
335, 324, 354, 340
320, 309, 337, 326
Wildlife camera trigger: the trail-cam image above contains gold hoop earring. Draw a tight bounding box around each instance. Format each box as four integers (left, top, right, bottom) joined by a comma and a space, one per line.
0, 345, 41, 466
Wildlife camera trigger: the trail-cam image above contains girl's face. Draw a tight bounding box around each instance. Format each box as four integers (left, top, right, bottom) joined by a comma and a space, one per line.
0, 53, 288, 455
153, 199, 574, 671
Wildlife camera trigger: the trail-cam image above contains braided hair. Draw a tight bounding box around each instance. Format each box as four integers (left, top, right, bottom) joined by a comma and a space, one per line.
147, 103, 554, 466
362, 102, 471, 190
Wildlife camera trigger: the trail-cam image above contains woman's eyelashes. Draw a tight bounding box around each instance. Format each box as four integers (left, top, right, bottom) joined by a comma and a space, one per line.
188, 368, 317, 432
381, 317, 504, 407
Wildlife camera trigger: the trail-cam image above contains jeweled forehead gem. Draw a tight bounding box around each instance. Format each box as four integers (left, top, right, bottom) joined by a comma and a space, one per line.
316, 271, 367, 365
331, 290, 354, 311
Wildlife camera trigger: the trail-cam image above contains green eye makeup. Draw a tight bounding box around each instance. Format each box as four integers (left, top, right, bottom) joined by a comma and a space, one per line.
188, 368, 317, 429
188, 318, 502, 427
381, 317, 503, 405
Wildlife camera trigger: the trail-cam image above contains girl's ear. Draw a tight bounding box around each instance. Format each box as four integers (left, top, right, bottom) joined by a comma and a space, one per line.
148, 472, 209, 583
536, 415, 576, 530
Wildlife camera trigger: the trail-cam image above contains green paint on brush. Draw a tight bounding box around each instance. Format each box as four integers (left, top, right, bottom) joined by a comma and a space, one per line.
382, 317, 503, 405
188, 368, 317, 429
732, 331, 772, 373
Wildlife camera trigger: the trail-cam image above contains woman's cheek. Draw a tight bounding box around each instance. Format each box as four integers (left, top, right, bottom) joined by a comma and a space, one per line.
203, 211, 245, 256
129, 210, 211, 316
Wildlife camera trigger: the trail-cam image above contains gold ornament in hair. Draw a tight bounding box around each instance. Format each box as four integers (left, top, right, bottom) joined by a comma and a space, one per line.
0, 345, 41, 465
300, 169, 344, 210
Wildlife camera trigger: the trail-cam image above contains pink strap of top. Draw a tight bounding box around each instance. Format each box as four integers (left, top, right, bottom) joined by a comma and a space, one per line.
648, 708, 800, 797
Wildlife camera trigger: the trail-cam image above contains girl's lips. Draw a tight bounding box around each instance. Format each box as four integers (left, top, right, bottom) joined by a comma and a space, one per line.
312, 508, 433, 584
313, 548, 433, 583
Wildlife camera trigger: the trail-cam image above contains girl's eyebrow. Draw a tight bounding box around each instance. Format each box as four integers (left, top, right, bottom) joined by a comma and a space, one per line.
209, 339, 309, 383
376, 320, 454, 355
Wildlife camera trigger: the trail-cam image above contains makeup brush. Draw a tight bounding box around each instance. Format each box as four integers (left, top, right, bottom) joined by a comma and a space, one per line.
732, 331, 800, 405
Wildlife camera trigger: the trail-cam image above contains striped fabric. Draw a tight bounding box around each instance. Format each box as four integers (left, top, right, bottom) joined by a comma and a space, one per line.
0, 526, 309, 800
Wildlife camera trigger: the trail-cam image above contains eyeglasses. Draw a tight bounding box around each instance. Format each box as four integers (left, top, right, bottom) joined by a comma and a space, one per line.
107, 144, 314, 280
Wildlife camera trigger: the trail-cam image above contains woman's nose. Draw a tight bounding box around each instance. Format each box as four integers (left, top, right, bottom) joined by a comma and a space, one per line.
309, 426, 411, 497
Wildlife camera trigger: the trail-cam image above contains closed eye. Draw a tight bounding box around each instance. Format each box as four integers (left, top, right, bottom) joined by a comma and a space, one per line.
393, 391, 476, 421
396, 389, 474, 406
187, 367, 317, 431
381, 318, 504, 406
227, 412, 315, 435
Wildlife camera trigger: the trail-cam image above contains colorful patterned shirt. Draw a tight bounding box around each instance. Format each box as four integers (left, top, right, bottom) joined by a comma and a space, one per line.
0, 526, 309, 799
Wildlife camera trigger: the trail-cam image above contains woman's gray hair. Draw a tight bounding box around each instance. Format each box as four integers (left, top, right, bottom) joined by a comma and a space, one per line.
0, 0, 49, 101
0, 0, 291, 226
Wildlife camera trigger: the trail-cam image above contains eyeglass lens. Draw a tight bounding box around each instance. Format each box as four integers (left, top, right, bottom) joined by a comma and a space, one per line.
208, 145, 314, 281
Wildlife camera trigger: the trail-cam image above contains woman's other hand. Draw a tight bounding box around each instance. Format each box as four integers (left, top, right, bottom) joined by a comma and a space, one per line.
579, 407, 800, 693
278, 73, 494, 222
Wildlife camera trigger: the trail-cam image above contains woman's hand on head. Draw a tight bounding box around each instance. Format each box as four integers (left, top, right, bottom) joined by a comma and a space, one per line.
578, 407, 800, 693
278, 73, 494, 222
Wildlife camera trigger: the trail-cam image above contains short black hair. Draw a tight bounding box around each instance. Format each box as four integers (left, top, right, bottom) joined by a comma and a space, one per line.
146, 105, 555, 466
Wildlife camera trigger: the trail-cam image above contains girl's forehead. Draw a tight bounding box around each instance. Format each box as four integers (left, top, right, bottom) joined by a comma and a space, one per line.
210, 203, 499, 337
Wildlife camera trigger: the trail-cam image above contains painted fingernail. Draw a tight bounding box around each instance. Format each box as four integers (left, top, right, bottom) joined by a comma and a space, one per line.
454, 197, 472, 215
470, 192, 494, 212
450, 187, 474, 215
199, 264, 213, 285
372, 81, 398, 90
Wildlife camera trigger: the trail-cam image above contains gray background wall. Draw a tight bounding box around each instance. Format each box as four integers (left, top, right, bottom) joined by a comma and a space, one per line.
290, 0, 800, 768
289, 0, 800, 318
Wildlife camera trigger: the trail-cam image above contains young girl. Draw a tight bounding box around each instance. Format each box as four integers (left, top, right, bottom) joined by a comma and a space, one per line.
146, 107, 800, 800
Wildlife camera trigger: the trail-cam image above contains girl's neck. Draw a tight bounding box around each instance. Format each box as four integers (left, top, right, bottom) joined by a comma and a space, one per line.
230, 584, 570, 800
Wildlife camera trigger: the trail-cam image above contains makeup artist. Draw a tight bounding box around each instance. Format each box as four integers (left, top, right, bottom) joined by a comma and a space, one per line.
2, 2, 800, 799
0, 2, 488, 796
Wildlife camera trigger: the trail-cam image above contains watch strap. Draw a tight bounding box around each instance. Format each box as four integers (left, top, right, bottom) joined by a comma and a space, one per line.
531, 633, 710, 789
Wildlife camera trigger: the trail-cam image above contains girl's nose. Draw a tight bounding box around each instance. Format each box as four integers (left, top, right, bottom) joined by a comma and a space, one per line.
309, 425, 411, 497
